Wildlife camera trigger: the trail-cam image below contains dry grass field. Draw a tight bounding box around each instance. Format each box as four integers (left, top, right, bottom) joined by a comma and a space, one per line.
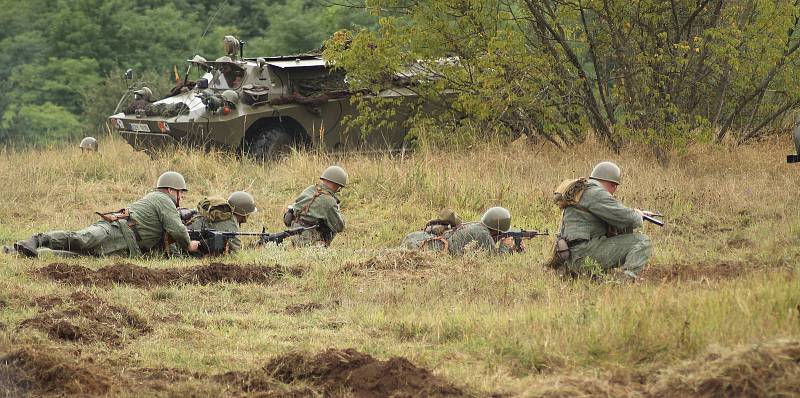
0, 135, 798, 397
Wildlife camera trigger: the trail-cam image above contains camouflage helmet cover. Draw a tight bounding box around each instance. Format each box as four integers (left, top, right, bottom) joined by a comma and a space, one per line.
320, 165, 348, 187
155, 171, 188, 191
227, 191, 257, 216
188, 54, 208, 64
480, 206, 512, 232
79, 136, 98, 151
134, 86, 153, 101
223, 36, 240, 56
589, 161, 622, 185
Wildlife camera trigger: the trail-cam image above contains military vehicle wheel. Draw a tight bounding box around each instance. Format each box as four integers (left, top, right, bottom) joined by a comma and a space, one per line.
244, 126, 296, 160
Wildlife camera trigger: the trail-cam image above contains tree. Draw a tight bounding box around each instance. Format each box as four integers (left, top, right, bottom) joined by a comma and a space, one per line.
324, 0, 800, 152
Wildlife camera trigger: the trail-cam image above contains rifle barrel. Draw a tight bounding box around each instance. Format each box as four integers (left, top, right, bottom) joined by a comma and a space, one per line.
643, 214, 665, 226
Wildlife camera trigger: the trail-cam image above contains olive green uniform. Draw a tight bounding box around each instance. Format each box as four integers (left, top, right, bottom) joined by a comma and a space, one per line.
561, 179, 652, 275
288, 184, 345, 247
32, 191, 191, 257
402, 222, 511, 256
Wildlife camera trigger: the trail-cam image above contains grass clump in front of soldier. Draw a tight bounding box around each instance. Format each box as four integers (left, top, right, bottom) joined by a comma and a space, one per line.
0, 135, 797, 396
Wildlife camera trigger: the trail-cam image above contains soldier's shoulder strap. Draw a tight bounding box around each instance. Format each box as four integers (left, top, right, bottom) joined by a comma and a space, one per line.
297, 185, 331, 217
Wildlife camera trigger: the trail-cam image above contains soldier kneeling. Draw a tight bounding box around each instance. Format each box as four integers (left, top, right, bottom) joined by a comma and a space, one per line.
283, 166, 347, 247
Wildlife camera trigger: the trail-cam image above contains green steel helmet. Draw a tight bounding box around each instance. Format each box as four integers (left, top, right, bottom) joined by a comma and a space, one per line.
320, 165, 348, 187
79, 136, 98, 151
227, 191, 257, 216
480, 206, 512, 232
155, 171, 188, 191
221, 89, 239, 104
590, 161, 622, 185
134, 86, 153, 101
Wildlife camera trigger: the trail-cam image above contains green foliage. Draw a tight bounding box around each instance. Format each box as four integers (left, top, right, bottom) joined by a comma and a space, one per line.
0, 103, 84, 146
325, 0, 800, 150
0, 0, 378, 147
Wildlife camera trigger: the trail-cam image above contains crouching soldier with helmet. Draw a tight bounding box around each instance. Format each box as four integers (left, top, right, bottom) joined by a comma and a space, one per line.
12, 171, 201, 258
283, 166, 346, 247
182, 191, 257, 254
553, 161, 653, 280
403, 207, 519, 256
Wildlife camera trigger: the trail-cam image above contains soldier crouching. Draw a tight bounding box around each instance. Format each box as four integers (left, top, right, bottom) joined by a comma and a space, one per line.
283, 166, 347, 247
556, 162, 653, 279
12, 172, 200, 258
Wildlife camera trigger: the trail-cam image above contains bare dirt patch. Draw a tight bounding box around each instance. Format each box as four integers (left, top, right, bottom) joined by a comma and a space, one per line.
1, 346, 466, 397
258, 348, 464, 397
19, 291, 151, 346
35, 262, 301, 287
0, 347, 111, 396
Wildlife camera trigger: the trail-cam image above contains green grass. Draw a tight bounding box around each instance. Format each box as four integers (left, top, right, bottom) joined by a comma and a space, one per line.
0, 136, 798, 396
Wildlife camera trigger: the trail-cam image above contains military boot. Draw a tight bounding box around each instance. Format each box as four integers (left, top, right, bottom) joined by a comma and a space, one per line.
14, 235, 42, 258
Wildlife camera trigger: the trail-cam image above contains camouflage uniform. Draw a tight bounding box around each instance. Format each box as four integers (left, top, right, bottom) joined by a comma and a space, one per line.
561, 179, 652, 275
288, 184, 345, 247
27, 191, 191, 257
402, 222, 511, 256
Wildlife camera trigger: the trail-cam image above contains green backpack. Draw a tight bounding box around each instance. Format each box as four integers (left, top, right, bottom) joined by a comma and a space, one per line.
197, 197, 234, 222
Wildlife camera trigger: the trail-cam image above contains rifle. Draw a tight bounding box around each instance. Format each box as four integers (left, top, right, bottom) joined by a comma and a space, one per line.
642, 212, 665, 226
256, 225, 318, 246
498, 229, 549, 252
188, 225, 317, 256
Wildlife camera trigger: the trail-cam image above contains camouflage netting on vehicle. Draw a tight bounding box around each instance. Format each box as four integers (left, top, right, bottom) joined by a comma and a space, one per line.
124, 101, 189, 117
295, 72, 348, 97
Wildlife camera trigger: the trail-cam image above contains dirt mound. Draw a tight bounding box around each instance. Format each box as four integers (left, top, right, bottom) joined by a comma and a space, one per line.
342, 249, 439, 275
0, 345, 466, 397
36, 262, 299, 287
261, 348, 464, 397
0, 347, 111, 396
20, 291, 151, 345
647, 339, 800, 397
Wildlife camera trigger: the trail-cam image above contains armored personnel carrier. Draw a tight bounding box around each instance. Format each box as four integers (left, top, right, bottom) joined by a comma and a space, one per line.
108, 37, 414, 159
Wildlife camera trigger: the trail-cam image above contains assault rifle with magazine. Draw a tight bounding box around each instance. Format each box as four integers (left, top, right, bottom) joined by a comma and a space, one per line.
188, 225, 317, 255
498, 229, 549, 253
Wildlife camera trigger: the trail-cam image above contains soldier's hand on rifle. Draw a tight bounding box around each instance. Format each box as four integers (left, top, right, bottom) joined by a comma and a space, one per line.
499, 236, 515, 250
634, 209, 652, 217
188, 240, 201, 252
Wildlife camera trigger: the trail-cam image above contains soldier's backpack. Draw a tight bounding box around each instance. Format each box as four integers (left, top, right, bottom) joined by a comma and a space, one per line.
197, 197, 234, 222
553, 177, 588, 209
423, 208, 463, 236
548, 177, 589, 270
